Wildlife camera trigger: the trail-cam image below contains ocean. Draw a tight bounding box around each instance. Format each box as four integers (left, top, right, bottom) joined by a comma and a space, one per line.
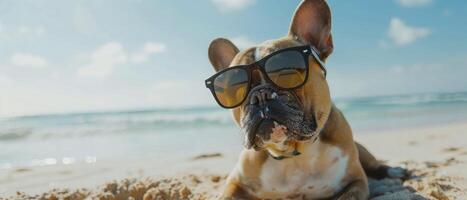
1, 92, 467, 170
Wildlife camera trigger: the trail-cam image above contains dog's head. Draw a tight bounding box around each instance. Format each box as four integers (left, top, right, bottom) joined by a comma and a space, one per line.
207, 0, 333, 159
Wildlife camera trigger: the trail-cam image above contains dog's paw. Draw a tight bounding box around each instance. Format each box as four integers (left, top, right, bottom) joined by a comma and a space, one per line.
386, 166, 410, 180
367, 165, 410, 180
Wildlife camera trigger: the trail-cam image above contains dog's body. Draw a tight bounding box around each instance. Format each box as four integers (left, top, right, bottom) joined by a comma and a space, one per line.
222, 103, 378, 200
207, 1, 406, 199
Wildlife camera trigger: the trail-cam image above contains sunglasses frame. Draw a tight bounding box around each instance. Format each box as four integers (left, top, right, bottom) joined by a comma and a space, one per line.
205, 45, 327, 109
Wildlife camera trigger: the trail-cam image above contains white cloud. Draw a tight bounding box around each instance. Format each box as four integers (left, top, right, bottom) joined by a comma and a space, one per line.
388, 18, 431, 46
210, 0, 255, 12
396, 0, 432, 7
231, 36, 257, 50
10, 53, 48, 68
77, 42, 128, 78
77, 42, 166, 78
130, 42, 167, 63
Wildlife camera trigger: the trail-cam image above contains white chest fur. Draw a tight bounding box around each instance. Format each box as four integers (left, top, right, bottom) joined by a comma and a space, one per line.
256, 141, 349, 199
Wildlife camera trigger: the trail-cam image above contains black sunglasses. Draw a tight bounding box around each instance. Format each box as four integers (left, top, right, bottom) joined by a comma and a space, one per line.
205, 45, 327, 109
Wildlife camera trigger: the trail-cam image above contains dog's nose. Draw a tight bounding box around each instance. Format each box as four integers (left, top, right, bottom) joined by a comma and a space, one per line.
248, 85, 276, 106
249, 89, 272, 106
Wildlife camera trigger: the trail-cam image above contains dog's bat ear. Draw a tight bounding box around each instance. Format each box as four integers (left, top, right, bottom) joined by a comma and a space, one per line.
208, 38, 239, 72
289, 0, 333, 60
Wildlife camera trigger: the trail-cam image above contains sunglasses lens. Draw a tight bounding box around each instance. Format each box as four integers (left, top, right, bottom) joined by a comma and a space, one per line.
265, 50, 307, 89
213, 68, 249, 108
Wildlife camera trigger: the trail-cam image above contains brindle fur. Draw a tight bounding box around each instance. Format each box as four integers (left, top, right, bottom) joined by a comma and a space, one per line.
208, 0, 407, 199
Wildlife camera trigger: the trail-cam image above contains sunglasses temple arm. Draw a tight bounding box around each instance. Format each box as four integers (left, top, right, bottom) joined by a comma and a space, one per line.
309, 46, 328, 78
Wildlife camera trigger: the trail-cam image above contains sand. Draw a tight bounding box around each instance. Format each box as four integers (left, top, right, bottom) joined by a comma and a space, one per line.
2, 122, 467, 200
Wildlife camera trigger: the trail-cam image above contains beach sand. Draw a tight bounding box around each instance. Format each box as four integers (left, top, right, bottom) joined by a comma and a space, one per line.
2, 122, 467, 199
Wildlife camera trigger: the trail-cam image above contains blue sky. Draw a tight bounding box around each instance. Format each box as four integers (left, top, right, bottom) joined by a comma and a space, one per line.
0, 0, 466, 117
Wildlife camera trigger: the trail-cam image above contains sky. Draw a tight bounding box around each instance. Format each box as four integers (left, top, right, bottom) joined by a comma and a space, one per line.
0, 0, 466, 117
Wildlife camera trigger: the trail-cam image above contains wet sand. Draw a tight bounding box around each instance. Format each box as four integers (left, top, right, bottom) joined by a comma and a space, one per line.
2, 122, 467, 199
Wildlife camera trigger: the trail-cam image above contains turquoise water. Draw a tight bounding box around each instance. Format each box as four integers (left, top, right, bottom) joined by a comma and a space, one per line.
1, 92, 467, 169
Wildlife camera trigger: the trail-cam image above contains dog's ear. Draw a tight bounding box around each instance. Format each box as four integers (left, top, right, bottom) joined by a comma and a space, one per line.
208, 38, 239, 72
289, 0, 333, 60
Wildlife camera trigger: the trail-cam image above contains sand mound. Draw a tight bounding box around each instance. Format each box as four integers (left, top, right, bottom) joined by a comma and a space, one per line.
8, 159, 464, 200
8, 176, 422, 200
12, 174, 225, 200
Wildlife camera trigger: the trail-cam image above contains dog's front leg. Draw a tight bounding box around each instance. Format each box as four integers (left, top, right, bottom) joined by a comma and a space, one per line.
220, 178, 258, 200
220, 182, 242, 200
331, 179, 369, 200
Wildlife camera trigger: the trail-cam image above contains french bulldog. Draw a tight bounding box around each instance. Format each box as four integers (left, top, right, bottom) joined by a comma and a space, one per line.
207, 0, 407, 199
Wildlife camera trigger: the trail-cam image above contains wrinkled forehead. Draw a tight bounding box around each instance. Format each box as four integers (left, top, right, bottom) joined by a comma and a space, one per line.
230, 38, 303, 66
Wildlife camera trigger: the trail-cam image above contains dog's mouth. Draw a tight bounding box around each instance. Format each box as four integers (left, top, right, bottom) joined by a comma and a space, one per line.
240, 91, 317, 151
